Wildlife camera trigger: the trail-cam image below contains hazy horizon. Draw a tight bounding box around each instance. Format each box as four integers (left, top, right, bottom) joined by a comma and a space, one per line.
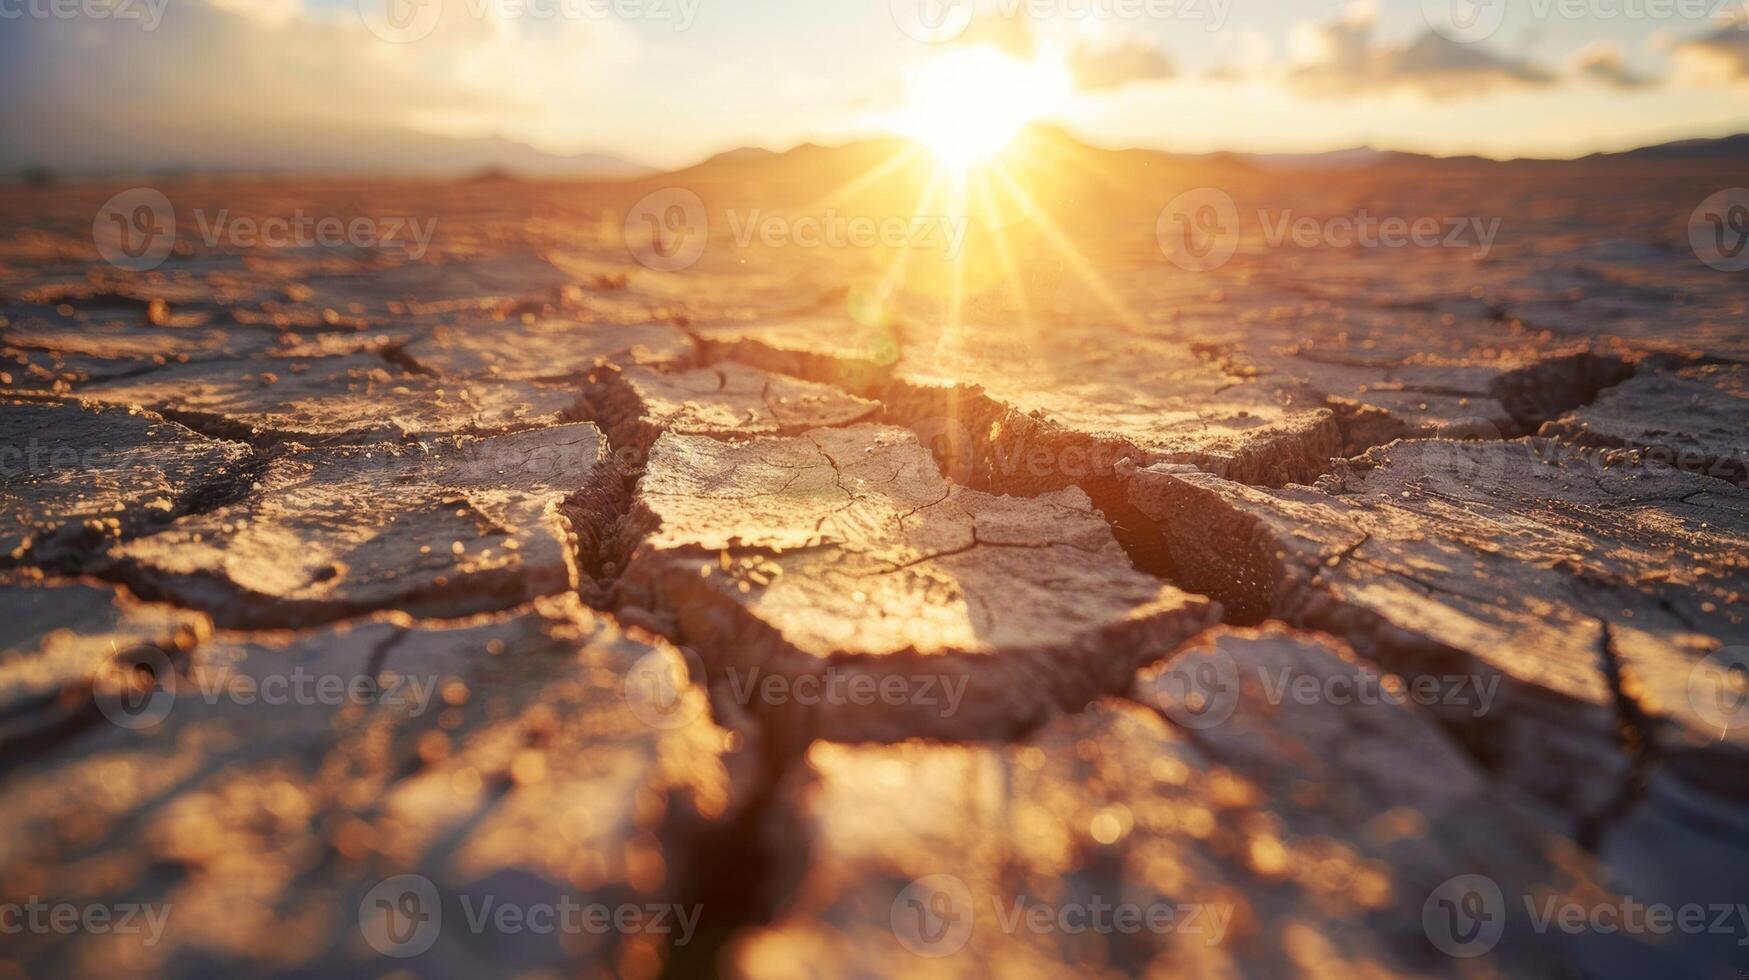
3, 0, 1748, 175
5, 119, 1747, 182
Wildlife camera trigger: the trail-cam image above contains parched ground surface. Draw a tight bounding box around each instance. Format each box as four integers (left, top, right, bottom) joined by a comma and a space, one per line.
0, 167, 1745, 979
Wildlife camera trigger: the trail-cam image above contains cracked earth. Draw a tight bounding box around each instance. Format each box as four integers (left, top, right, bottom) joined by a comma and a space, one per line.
0, 167, 1746, 978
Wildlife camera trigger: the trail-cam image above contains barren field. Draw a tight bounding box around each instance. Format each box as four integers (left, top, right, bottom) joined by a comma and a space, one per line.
1, 153, 1746, 977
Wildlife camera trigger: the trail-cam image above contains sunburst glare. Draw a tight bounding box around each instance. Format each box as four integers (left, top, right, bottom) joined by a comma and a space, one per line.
889, 48, 1071, 174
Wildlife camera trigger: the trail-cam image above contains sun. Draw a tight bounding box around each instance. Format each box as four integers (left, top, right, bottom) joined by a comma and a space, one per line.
890, 48, 1070, 172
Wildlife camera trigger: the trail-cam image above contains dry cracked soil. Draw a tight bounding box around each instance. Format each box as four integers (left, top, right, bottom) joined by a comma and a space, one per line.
0, 165, 1745, 979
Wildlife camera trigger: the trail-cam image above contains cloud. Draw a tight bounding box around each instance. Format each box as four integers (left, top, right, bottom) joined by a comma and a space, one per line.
205, 0, 301, 27
1673, 19, 1749, 82
953, 9, 1036, 60
1286, 4, 1554, 99
1068, 38, 1175, 92
1572, 43, 1657, 90
1205, 26, 1277, 82
0, 0, 648, 169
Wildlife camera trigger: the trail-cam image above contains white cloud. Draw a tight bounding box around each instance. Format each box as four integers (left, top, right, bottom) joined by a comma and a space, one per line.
1285, 3, 1554, 99
1673, 18, 1749, 83
2, 0, 648, 166
1206, 26, 1277, 81
1571, 42, 1657, 89
1067, 38, 1174, 92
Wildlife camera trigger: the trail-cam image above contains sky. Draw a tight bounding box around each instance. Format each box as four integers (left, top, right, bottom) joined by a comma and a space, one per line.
1, 0, 1747, 171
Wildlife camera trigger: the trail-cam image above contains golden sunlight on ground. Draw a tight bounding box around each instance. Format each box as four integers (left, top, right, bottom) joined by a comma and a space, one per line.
777, 113, 1151, 346
799, 44, 1149, 343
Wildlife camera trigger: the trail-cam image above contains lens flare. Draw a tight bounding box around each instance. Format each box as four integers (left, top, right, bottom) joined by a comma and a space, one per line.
890, 48, 1071, 172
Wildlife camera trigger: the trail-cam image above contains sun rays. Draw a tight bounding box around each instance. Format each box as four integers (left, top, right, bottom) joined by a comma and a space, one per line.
767, 41, 1153, 367
827, 129, 1144, 347
887, 49, 1073, 175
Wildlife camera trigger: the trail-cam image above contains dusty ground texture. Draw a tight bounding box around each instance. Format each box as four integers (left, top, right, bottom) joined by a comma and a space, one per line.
0, 162, 1745, 978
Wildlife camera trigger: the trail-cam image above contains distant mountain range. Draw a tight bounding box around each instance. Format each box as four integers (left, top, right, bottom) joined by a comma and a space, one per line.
1240, 133, 1749, 171
1583, 132, 1749, 162
0, 112, 654, 180
658, 125, 1749, 183
641, 126, 1749, 193
7, 116, 1743, 181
